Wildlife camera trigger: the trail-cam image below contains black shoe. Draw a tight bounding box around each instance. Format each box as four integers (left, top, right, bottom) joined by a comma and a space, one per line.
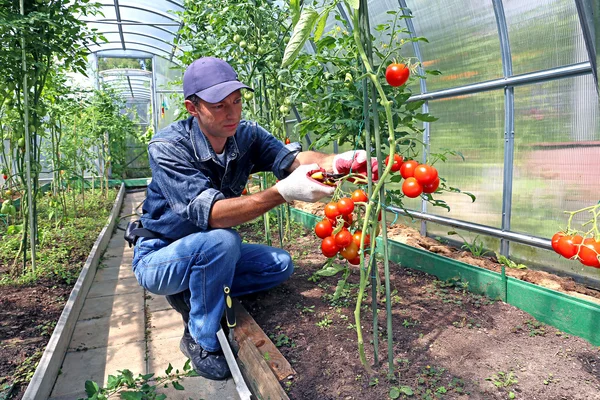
180, 332, 231, 380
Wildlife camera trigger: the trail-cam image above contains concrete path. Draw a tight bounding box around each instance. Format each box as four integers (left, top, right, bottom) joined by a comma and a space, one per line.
49, 191, 239, 400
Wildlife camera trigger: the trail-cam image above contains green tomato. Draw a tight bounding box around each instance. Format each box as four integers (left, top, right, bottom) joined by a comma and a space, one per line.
243, 91, 254, 101
257, 47, 266, 55
279, 105, 290, 114
247, 44, 257, 53
233, 34, 242, 43
18, 138, 25, 149
283, 97, 292, 106
239, 40, 247, 49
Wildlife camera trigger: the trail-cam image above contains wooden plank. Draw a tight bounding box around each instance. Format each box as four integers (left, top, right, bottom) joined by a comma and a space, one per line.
233, 301, 296, 381
235, 325, 290, 400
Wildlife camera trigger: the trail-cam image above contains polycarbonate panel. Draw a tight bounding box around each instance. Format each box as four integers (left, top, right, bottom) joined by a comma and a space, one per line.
121, 23, 177, 42
404, 0, 502, 92
119, 7, 176, 24
426, 90, 506, 229
512, 75, 599, 237
504, 0, 588, 75
497, 75, 600, 282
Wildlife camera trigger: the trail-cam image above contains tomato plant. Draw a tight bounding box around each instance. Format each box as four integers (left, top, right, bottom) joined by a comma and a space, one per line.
385, 63, 410, 87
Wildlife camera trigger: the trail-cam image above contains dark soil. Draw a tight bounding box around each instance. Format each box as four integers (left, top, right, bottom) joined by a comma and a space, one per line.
237, 205, 600, 400
0, 279, 71, 399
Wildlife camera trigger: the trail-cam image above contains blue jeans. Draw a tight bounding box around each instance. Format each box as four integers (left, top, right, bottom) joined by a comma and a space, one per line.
132, 229, 293, 352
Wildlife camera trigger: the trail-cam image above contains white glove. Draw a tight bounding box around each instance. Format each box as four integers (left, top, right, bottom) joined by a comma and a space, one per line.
275, 163, 336, 203
332, 150, 379, 180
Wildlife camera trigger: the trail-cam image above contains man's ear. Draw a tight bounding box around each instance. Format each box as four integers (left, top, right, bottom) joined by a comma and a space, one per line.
184, 99, 199, 117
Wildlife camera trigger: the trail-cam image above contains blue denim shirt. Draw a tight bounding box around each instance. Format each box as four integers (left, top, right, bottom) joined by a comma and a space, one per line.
140, 116, 301, 240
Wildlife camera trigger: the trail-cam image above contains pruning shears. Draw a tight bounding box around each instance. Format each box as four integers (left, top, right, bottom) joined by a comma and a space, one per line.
308, 168, 345, 186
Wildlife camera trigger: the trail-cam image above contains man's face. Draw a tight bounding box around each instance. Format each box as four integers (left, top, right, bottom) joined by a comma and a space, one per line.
186, 90, 243, 141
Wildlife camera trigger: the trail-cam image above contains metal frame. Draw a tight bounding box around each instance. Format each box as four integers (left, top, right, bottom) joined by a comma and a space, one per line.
393, 0, 598, 260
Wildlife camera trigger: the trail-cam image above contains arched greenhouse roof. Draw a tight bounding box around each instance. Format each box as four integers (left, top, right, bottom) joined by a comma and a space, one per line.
83, 0, 185, 63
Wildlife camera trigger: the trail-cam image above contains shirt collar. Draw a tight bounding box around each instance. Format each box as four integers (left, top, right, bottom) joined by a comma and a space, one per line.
190, 117, 240, 163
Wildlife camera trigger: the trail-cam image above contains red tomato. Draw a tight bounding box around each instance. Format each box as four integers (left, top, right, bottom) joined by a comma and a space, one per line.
324, 202, 340, 220
2, 174, 6, 180
348, 256, 361, 265
414, 164, 438, 185
402, 177, 423, 198
400, 160, 419, 179
578, 238, 600, 268
340, 241, 359, 261
352, 231, 370, 248
315, 219, 333, 239
385, 154, 403, 172
422, 177, 440, 194
241, 188, 248, 195
556, 235, 583, 259
351, 189, 368, 203
321, 236, 339, 258
285, 138, 291, 145
343, 213, 353, 228
551, 232, 565, 253
336, 198, 355, 216
335, 229, 353, 248
385, 63, 410, 87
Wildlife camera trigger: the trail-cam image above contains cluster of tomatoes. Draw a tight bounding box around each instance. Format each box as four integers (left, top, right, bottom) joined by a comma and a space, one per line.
384, 154, 440, 198
551, 232, 600, 268
314, 189, 371, 264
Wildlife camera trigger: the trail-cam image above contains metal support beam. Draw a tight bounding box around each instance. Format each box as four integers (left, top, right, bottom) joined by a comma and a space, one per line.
492, 0, 515, 257
408, 62, 593, 102
398, 0, 430, 237
127, 76, 135, 98
113, 0, 126, 50
385, 205, 552, 251
151, 55, 159, 135
575, 0, 599, 94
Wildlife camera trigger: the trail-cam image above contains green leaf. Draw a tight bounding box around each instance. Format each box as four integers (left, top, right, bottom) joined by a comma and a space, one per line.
315, 263, 346, 277
84, 380, 99, 397
345, 0, 360, 10
165, 363, 173, 375
389, 387, 401, 399
120, 391, 144, 400
399, 385, 414, 395
289, 0, 301, 26
172, 381, 185, 390
405, 100, 425, 111
414, 113, 438, 122
314, 7, 333, 41
281, 8, 319, 69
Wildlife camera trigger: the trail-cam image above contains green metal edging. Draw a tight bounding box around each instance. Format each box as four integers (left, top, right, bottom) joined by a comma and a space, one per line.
289, 207, 600, 346
108, 178, 152, 188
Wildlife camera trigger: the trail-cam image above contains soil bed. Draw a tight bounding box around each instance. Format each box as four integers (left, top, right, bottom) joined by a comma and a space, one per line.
0, 189, 118, 400
236, 205, 600, 400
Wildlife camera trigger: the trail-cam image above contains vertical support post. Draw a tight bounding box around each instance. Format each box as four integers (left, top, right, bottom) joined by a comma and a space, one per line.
492, 0, 514, 301
398, 0, 430, 237
151, 55, 159, 135
21, 0, 36, 272
575, 0, 598, 94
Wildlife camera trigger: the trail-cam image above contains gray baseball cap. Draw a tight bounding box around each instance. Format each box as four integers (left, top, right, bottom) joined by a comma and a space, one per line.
183, 57, 253, 103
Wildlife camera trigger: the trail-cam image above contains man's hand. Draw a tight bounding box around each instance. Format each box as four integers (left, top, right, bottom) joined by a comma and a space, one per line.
332, 150, 378, 180
275, 163, 336, 203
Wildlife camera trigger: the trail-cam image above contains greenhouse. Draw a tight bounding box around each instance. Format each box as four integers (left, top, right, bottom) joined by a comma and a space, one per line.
1, 0, 599, 399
